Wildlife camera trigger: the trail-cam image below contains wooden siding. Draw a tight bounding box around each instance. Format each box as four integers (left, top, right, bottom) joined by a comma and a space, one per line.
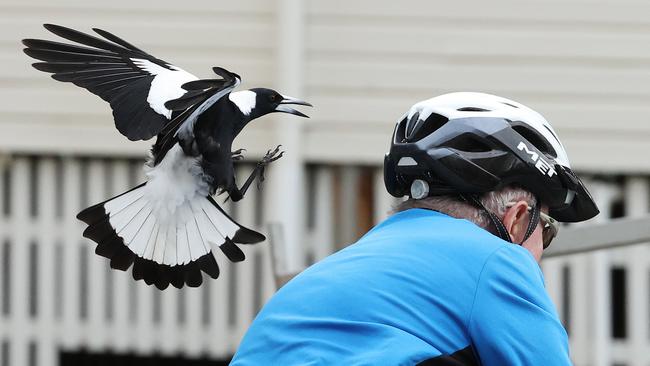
2, 0, 650, 171
304, 0, 650, 172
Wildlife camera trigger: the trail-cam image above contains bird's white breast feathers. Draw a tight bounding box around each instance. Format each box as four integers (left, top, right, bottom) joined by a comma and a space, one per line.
143, 144, 210, 226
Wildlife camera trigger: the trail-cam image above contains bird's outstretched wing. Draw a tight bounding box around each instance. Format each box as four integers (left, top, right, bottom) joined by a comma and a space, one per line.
22, 24, 200, 141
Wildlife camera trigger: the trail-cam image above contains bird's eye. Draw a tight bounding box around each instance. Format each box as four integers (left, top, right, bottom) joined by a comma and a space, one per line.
269, 95, 276, 102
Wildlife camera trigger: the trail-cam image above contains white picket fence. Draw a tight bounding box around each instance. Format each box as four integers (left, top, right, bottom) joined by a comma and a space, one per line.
542, 177, 650, 366
0, 155, 648, 365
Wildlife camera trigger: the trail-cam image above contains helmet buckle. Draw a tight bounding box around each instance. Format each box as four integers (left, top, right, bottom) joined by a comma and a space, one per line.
410, 179, 430, 199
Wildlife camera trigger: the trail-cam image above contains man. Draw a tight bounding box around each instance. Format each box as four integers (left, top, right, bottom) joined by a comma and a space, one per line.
230, 92, 599, 365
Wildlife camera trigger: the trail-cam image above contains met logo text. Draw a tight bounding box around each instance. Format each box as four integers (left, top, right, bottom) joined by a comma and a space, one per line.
517, 141, 557, 178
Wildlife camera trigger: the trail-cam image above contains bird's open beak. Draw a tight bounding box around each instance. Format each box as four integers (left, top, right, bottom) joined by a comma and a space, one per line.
274, 95, 313, 118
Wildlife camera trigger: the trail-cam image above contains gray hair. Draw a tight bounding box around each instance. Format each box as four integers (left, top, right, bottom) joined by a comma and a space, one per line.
392, 186, 537, 229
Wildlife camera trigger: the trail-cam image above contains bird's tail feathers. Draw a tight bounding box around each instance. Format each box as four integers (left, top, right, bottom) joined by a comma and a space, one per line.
76, 182, 265, 289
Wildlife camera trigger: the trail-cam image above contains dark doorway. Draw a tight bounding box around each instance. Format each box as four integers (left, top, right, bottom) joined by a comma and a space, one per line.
60, 350, 231, 366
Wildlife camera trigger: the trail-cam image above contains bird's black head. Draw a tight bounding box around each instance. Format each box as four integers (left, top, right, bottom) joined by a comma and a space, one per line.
229, 88, 312, 121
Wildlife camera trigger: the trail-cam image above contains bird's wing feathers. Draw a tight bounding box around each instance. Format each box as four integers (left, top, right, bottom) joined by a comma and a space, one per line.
151, 68, 241, 165
23, 24, 200, 141
171, 67, 241, 139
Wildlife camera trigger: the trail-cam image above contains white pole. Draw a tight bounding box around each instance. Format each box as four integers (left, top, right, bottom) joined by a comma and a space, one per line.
312, 167, 334, 261
8, 158, 29, 366
61, 158, 82, 349
623, 176, 649, 366
264, 0, 307, 274
86, 161, 107, 350
589, 181, 616, 366
36, 159, 57, 366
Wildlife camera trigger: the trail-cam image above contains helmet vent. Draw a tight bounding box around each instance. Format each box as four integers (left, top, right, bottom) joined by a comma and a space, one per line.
395, 117, 408, 142
512, 125, 557, 158
447, 134, 493, 153
457, 107, 490, 112
501, 102, 519, 108
406, 113, 449, 142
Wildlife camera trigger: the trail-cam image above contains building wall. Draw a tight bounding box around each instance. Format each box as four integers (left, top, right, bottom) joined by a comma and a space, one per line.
3, 0, 650, 171
303, 0, 650, 170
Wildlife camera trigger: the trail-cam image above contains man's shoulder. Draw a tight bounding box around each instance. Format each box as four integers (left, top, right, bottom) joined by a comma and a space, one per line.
477, 243, 544, 286
366, 208, 509, 258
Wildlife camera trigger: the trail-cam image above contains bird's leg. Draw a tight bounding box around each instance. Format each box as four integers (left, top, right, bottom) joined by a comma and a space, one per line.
255, 145, 284, 189
227, 145, 284, 202
231, 148, 246, 162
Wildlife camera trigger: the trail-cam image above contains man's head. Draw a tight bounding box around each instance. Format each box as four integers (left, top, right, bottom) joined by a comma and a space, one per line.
394, 186, 554, 261
385, 92, 598, 259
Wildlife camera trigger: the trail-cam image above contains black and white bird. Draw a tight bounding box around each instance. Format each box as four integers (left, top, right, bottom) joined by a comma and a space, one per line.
22, 24, 311, 290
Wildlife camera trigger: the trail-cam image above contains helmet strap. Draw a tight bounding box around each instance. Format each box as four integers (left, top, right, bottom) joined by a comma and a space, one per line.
522, 202, 541, 244
462, 194, 542, 245
461, 194, 512, 243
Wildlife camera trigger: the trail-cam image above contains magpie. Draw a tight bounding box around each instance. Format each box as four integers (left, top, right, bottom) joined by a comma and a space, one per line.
22, 24, 312, 290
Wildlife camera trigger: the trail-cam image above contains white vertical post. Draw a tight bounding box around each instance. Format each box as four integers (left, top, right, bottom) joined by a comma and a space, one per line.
36, 158, 57, 366
208, 252, 229, 357
109, 160, 133, 352
214, 192, 234, 355
259, 233, 277, 305
568, 250, 588, 366
86, 161, 107, 350
567, 176, 596, 366
589, 181, 616, 366
264, 0, 307, 275
260, 170, 278, 303
159, 288, 179, 355
184, 286, 203, 356
8, 158, 29, 366
134, 283, 154, 353
541, 256, 564, 324
623, 176, 649, 366
267, 223, 289, 286
312, 167, 334, 261
233, 165, 256, 346
61, 158, 82, 349
183, 288, 200, 357
0, 157, 5, 340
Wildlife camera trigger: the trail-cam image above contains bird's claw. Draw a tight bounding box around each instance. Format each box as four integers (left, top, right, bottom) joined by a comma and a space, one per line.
256, 145, 285, 189
261, 145, 284, 164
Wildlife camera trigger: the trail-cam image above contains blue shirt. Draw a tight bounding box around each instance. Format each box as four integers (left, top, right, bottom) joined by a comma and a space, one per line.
230, 209, 571, 365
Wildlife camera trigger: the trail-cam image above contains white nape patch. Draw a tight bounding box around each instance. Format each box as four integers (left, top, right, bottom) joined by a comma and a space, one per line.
130, 58, 197, 119
228, 90, 257, 116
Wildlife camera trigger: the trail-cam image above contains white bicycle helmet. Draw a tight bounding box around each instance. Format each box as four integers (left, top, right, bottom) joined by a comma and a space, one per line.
384, 92, 599, 223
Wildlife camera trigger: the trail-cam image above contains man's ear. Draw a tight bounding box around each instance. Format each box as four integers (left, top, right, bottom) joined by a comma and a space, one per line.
502, 200, 529, 244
